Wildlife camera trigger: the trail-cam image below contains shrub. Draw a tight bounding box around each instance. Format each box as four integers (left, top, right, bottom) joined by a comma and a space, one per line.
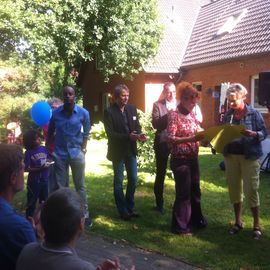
89, 111, 157, 175
90, 121, 107, 140
0, 92, 46, 131
137, 110, 156, 174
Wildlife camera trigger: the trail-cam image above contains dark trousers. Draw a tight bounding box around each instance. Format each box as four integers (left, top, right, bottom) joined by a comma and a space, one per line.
26, 179, 48, 218
154, 142, 170, 209
170, 157, 205, 234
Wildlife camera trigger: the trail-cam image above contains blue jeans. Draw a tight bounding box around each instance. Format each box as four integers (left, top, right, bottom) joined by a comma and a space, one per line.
26, 179, 48, 218
51, 151, 89, 217
112, 155, 138, 216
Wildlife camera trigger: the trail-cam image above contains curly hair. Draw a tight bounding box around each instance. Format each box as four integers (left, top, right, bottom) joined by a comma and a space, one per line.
23, 130, 40, 150
176, 81, 199, 101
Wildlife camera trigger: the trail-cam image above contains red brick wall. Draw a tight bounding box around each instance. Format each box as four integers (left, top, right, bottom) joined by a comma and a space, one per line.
182, 55, 270, 132
80, 56, 270, 134
80, 62, 176, 123
80, 62, 146, 123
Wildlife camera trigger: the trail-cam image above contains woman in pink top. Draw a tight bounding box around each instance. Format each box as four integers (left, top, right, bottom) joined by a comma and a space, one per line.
167, 82, 207, 235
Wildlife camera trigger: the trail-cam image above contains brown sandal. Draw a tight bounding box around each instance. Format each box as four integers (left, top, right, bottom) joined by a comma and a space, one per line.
229, 223, 243, 235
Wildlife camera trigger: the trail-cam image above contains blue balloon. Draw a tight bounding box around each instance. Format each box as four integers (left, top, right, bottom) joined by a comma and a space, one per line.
31, 101, 52, 127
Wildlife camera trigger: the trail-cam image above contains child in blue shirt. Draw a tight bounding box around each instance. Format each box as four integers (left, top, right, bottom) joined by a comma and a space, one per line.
23, 130, 51, 218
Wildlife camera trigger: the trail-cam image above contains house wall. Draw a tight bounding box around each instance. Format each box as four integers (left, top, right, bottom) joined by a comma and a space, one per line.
80, 62, 145, 123
80, 61, 176, 123
80, 56, 270, 134
182, 54, 270, 132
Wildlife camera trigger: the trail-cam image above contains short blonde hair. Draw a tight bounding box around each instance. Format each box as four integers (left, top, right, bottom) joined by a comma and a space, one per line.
226, 83, 247, 99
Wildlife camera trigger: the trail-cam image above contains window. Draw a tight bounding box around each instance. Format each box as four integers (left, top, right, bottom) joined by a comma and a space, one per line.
251, 75, 267, 113
145, 83, 164, 113
192, 81, 202, 91
192, 82, 203, 110
214, 8, 248, 38
102, 92, 112, 112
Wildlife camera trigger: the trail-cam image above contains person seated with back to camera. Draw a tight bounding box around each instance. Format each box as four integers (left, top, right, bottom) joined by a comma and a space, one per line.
0, 144, 36, 270
16, 188, 135, 270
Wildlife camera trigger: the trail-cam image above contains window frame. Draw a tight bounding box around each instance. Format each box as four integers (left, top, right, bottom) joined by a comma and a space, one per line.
251, 74, 268, 113
192, 81, 202, 92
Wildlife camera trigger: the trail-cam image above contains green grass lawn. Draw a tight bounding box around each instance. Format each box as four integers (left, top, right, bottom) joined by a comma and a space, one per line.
15, 139, 270, 270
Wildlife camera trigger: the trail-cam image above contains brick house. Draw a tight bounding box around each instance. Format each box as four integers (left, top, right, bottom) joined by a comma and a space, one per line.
181, 0, 270, 129
78, 0, 201, 121
78, 0, 270, 130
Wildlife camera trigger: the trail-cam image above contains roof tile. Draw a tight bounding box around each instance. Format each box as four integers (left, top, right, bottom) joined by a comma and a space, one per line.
144, 0, 201, 73
182, 0, 270, 67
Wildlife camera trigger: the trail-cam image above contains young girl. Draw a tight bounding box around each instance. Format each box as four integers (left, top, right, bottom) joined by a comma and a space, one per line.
23, 130, 51, 218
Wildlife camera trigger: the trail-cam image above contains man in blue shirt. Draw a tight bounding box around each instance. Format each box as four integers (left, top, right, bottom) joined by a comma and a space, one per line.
46, 86, 92, 226
0, 144, 36, 270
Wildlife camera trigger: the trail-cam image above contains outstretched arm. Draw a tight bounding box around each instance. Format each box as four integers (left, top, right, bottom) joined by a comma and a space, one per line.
96, 259, 135, 270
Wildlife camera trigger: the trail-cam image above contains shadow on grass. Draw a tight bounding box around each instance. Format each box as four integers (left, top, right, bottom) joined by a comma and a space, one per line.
193, 221, 270, 269
84, 151, 270, 270
14, 143, 270, 270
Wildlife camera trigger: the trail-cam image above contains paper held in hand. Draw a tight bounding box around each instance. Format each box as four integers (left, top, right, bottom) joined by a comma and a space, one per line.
196, 124, 245, 153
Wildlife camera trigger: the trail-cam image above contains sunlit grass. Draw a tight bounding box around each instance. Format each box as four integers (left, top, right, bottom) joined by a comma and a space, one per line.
15, 139, 270, 270
83, 140, 270, 270
201, 181, 227, 193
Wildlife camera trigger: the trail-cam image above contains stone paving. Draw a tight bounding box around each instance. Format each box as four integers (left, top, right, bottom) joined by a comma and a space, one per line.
76, 232, 204, 270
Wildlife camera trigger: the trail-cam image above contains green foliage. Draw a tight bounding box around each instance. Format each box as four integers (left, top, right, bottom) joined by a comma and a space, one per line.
86, 0, 163, 79
0, 59, 69, 133
0, 59, 75, 98
87, 111, 156, 173
90, 121, 107, 140
0, 91, 46, 132
87, 111, 156, 174
33, 61, 78, 98
0, 1, 25, 61
0, 60, 38, 96
0, 0, 162, 80
137, 110, 156, 174
88, 110, 156, 174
